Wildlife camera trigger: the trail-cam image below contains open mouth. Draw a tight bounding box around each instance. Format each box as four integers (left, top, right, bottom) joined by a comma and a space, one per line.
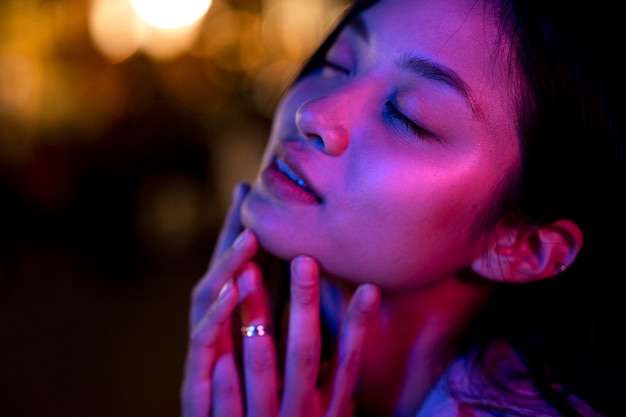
274, 156, 323, 203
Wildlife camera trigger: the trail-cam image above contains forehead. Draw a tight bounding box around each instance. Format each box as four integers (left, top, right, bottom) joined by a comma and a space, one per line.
360, 0, 506, 82
362, 0, 502, 49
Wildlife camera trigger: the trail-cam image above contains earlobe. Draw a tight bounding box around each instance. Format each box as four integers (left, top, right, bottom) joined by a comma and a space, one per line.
471, 219, 583, 283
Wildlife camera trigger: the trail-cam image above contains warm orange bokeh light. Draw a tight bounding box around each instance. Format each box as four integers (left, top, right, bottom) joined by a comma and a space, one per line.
131, 0, 212, 29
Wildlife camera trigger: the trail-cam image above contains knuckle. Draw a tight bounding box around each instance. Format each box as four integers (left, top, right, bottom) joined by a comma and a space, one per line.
287, 343, 320, 373
213, 374, 239, 399
191, 282, 204, 303
245, 349, 275, 374
190, 327, 209, 348
189, 310, 221, 346
191, 280, 214, 307
350, 308, 370, 326
291, 282, 317, 305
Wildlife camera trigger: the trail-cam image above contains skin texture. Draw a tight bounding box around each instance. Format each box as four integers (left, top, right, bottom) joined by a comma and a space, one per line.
182, 183, 383, 417
181, 0, 584, 416
241, 0, 521, 292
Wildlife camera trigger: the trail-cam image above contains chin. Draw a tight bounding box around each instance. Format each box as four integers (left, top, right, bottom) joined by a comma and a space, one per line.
240, 191, 373, 282
241, 195, 300, 261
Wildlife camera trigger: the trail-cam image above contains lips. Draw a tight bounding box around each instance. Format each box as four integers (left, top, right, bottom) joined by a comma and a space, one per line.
268, 155, 323, 203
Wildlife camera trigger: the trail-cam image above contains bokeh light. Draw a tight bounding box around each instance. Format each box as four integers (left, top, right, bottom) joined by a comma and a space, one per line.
131, 0, 212, 29
88, 0, 144, 63
88, 0, 209, 62
0, 1, 353, 417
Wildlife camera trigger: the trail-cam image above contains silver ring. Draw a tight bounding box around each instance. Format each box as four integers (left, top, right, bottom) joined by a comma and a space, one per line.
241, 324, 271, 337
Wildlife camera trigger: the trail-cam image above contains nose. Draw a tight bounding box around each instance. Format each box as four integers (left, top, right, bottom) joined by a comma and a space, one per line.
295, 94, 351, 156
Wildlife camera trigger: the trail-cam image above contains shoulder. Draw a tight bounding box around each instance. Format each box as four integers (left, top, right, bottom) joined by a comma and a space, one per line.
415, 340, 601, 417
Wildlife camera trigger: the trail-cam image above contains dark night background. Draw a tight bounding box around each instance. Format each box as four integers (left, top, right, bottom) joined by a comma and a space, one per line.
0, 0, 348, 415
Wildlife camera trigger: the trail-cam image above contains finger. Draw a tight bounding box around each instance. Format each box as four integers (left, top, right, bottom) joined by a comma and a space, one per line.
280, 256, 322, 416
191, 228, 258, 327
211, 182, 250, 266
325, 284, 380, 417
182, 279, 240, 417
212, 350, 244, 417
238, 263, 279, 417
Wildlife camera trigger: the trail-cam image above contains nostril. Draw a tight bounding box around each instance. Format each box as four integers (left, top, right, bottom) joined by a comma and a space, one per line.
307, 134, 325, 150
296, 100, 349, 155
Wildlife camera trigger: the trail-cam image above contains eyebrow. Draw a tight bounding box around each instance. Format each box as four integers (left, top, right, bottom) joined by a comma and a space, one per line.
400, 55, 482, 119
345, 16, 483, 119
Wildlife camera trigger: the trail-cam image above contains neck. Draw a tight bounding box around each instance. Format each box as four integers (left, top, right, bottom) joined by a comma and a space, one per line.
321, 271, 493, 417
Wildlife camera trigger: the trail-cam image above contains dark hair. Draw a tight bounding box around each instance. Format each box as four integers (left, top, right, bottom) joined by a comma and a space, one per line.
296, 0, 626, 415
480, 1, 626, 415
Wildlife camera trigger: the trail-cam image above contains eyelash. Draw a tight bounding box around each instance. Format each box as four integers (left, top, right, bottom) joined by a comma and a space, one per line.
321, 59, 350, 76
384, 101, 432, 140
318, 57, 434, 141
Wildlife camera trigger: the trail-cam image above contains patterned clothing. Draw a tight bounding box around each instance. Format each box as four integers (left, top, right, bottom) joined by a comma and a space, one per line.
415, 340, 601, 417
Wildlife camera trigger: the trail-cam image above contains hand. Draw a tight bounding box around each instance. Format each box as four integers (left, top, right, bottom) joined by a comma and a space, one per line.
219, 256, 381, 417
181, 183, 382, 417
243, 256, 381, 417
181, 182, 256, 417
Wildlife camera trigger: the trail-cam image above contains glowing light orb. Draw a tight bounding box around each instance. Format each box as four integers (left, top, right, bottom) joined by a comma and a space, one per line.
131, 0, 212, 29
89, 0, 144, 62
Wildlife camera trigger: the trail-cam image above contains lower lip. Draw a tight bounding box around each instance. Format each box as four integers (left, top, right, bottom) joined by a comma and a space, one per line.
261, 164, 320, 205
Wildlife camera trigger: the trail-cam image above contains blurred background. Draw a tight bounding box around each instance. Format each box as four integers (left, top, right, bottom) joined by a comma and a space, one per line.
0, 0, 349, 415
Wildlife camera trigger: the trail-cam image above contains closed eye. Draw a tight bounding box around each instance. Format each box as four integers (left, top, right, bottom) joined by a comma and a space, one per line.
384, 101, 434, 141
321, 59, 350, 76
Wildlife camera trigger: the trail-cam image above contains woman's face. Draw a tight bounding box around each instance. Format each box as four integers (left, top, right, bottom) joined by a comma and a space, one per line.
242, 0, 520, 291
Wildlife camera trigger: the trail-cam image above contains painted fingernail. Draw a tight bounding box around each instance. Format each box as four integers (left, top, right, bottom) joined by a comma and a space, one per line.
218, 279, 234, 301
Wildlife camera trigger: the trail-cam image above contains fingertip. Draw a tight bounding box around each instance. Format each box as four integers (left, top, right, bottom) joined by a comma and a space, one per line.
232, 182, 251, 204
291, 255, 319, 282
237, 262, 262, 293
218, 279, 236, 301
344, 284, 380, 326
357, 284, 381, 312
290, 256, 320, 308
215, 279, 239, 311
232, 229, 258, 252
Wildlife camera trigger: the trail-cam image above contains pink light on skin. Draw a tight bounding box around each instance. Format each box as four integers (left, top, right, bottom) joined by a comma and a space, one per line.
262, 157, 323, 205
241, 0, 520, 292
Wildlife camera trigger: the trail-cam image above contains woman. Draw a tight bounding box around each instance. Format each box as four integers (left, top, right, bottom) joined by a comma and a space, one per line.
181, 0, 626, 415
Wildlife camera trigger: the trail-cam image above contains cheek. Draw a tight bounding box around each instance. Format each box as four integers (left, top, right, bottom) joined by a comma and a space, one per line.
328, 163, 493, 280
362, 180, 481, 247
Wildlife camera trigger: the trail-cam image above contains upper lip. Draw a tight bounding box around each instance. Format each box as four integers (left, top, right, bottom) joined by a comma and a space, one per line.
272, 148, 323, 203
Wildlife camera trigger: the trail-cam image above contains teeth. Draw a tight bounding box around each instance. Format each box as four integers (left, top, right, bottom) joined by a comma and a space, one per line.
275, 156, 322, 203
276, 157, 307, 188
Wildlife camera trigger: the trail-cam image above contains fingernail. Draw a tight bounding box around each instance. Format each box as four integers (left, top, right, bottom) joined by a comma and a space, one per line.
218, 279, 234, 300
233, 229, 250, 249
238, 266, 259, 291
358, 284, 380, 312
292, 256, 317, 285
232, 182, 250, 203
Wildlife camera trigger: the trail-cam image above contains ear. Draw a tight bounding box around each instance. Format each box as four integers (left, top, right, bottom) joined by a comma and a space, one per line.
471, 219, 583, 283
